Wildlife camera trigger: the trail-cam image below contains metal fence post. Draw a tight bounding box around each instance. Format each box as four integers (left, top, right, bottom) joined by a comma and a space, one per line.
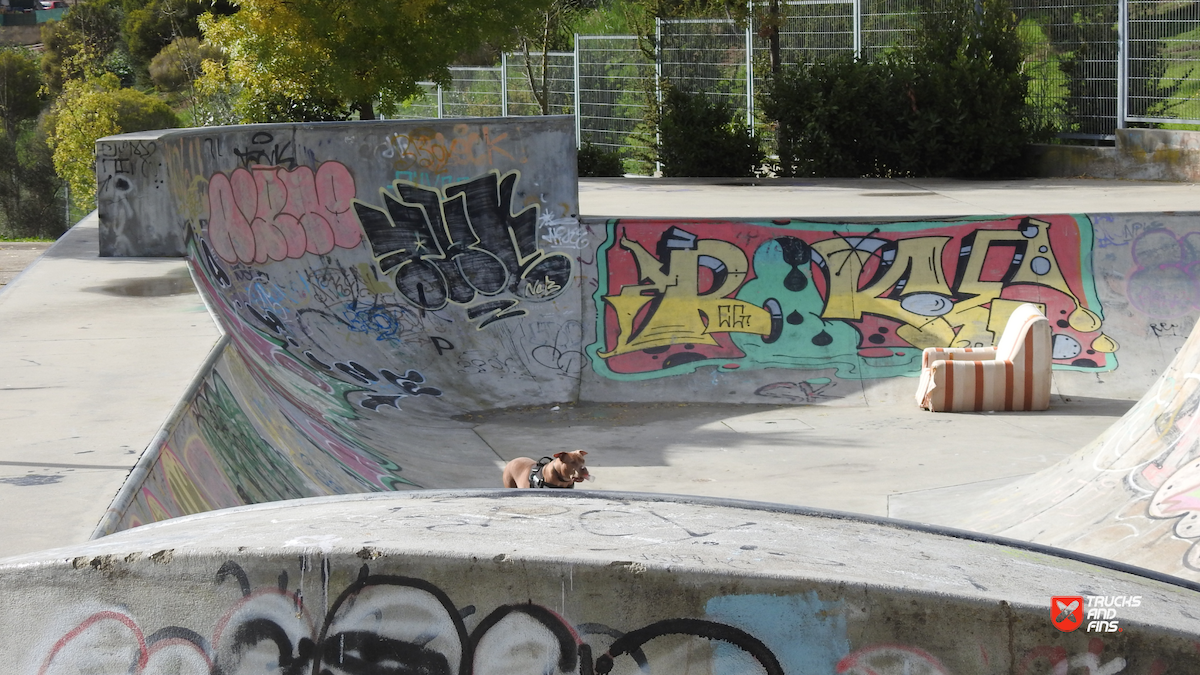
574, 34, 582, 148
1117, 0, 1128, 130
655, 17, 663, 175
853, 0, 862, 60
501, 52, 509, 117
437, 85, 443, 119
745, 22, 754, 134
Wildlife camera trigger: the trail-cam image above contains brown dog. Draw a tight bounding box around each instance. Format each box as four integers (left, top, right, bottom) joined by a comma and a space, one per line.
502, 451, 590, 488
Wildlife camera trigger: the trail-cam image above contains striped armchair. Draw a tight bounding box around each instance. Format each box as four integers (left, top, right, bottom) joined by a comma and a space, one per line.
915, 303, 1052, 412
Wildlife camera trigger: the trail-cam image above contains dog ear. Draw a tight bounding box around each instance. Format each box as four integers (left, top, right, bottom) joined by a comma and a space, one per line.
553, 452, 566, 459
577, 450, 587, 456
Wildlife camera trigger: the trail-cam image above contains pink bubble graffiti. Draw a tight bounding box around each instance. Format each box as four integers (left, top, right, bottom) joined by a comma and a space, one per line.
207, 162, 361, 264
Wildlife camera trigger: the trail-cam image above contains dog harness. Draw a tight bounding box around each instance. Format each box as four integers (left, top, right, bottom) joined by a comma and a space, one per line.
529, 457, 574, 489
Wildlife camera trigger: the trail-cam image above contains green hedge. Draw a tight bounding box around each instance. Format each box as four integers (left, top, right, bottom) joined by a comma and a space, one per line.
760, 0, 1048, 178
657, 86, 763, 177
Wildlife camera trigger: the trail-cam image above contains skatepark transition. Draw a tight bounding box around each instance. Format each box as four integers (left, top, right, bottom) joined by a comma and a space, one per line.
2, 116, 1200, 672
86, 117, 1200, 571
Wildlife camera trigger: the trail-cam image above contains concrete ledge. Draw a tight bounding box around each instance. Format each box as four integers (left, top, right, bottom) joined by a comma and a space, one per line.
1118, 128, 1200, 181
1029, 128, 1200, 181
1026, 144, 1119, 179
3, 492, 1198, 673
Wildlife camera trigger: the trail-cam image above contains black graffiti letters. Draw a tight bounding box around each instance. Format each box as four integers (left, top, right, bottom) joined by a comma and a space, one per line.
431, 336, 456, 355
355, 171, 573, 327
233, 131, 297, 169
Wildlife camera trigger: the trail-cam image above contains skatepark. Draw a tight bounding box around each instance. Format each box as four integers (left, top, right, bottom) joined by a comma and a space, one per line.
4, 116, 1200, 672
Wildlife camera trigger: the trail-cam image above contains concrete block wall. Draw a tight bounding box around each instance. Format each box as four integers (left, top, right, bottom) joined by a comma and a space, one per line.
1028, 128, 1200, 181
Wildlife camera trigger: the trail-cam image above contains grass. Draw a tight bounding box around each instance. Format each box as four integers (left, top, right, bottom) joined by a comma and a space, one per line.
1140, 24, 1200, 124
571, 1, 638, 38
1019, 17, 1070, 135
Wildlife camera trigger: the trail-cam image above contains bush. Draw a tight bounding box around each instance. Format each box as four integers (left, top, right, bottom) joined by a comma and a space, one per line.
46, 73, 180, 211
578, 142, 624, 177
761, 0, 1044, 178
657, 86, 763, 178
149, 37, 223, 93
0, 48, 65, 239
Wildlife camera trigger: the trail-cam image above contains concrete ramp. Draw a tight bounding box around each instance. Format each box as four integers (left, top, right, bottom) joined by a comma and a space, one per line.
95, 118, 582, 531
7, 492, 1200, 674
953, 315, 1200, 581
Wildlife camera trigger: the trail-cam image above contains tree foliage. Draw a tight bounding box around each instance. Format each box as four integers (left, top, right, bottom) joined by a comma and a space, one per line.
516, 0, 591, 114
200, 0, 555, 122
40, 0, 126, 94
122, 0, 236, 80
0, 48, 43, 137
0, 48, 65, 239
47, 73, 179, 211
656, 86, 762, 176
149, 36, 221, 92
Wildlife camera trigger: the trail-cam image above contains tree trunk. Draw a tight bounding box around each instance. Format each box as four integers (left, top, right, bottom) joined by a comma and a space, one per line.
357, 100, 376, 120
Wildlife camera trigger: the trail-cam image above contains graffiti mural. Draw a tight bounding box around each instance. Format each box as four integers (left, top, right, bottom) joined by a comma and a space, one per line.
1125, 228, 1200, 319
36, 562, 790, 675
588, 217, 1116, 380
30, 555, 1165, 675
355, 170, 574, 328
207, 161, 362, 264
378, 123, 525, 177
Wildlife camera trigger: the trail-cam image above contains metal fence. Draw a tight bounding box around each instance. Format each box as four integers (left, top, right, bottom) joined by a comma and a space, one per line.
390, 0, 1200, 164
1124, 0, 1200, 126
658, 18, 753, 129
1013, 1, 1119, 138
576, 36, 654, 153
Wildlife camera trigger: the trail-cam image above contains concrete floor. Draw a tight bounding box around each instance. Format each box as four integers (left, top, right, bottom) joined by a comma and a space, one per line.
467, 396, 1133, 522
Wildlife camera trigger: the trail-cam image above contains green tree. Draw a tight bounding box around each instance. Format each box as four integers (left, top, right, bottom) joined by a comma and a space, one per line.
516, 0, 587, 115
46, 73, 179, 211
149, 35, 223, 122
149, 36, 218, 92
200, 0, 554, 122
122, 0, 236, 82
40, 0, 126, 94
0, 48, 65, 239
656, 86, 762, 176
762, 0, 1038, 178
0, 48, 43, 138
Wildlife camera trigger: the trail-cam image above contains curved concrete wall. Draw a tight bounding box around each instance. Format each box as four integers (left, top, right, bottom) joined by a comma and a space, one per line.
92, 120, 1200, 580
957, 311, 1200, 581
6, 493, 1200, 675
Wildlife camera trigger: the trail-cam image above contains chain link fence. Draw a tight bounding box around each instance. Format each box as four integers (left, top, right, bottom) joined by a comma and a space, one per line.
390, 1, 1200, 166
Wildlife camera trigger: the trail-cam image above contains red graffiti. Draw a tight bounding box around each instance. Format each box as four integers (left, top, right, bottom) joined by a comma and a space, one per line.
207, 162, 360, 264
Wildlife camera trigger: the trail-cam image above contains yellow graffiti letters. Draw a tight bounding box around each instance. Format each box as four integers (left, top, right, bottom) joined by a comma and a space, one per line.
599, 231, 772, 358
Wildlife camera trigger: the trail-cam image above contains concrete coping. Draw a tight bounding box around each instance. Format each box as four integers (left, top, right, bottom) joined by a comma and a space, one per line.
5, 490, 1198, 613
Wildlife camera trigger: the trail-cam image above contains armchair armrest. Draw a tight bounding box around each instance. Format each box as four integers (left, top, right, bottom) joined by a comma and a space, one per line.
921, 346, 997, 368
